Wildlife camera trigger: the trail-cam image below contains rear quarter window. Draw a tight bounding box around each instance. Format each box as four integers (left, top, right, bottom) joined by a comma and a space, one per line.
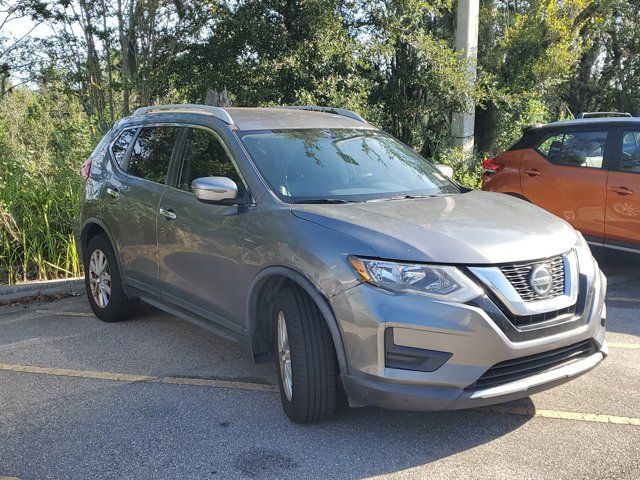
110, 128, 137, 167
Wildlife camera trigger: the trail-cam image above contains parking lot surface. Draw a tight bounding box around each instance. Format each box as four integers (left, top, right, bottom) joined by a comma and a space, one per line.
0, 248, 638, 479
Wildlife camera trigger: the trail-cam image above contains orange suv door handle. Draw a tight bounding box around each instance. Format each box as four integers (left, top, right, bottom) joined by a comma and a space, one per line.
610, 186, 634, 196
523, 169, 542, 177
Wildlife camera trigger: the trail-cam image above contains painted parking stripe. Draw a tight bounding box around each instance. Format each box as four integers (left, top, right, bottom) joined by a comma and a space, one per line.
607, 296, 640, 302
483, 405, 640, 426
608, 342, 640, 350
34, 309, 94, 317
0, 362, 638, 427
0, 363, 277, 392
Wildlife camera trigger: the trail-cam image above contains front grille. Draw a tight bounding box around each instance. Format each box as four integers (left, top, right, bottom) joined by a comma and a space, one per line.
467, 339, 597, 390
499, 255, 565, 301
506, 304, 577, 328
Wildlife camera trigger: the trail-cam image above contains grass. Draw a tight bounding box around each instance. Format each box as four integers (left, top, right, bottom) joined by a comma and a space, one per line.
0, 88, 97, 284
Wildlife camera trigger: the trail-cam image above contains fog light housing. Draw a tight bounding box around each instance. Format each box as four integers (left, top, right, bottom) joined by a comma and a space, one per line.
384, 328, 452, 372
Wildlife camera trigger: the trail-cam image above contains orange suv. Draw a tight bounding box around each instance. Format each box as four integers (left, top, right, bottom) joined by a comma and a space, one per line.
482, 113, 640, 254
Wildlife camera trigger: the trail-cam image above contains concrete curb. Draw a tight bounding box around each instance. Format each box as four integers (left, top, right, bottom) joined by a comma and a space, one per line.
0, 277, 84, 303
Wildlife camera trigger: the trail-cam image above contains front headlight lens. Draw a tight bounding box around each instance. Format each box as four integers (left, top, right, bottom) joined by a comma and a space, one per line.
348, 257, 483, 302
574, 231, 596, 277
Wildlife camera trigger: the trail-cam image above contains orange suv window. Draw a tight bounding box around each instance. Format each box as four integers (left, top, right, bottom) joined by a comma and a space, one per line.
537, 131, 608, 169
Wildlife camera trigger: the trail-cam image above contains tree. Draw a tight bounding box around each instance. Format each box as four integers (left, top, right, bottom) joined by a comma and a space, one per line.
476, 0, 598, 153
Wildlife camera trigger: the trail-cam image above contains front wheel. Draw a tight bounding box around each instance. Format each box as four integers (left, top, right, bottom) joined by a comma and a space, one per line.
273, 285, 339, 423
84, 234, 138, 322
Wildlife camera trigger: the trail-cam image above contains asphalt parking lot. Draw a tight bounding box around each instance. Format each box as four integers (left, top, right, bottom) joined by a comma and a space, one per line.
0, 247, 638, 480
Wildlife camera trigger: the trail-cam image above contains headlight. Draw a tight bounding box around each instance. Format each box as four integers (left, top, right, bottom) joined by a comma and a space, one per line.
347, 257, 483, 302
574, 231, 596, 277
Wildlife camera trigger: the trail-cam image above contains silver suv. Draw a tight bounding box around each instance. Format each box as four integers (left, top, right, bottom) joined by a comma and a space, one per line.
77, 105, 607, 423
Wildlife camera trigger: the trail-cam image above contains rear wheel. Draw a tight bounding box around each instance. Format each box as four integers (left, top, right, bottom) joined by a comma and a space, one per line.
273, 285, 338, 423
84, 235, 138, 322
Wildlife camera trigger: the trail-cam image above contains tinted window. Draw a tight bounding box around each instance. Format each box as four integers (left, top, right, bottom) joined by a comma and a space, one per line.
177, 128, 241, 191
537, 131, 607, 168
622, 131, 640, 172
127, 127, 178, 184
239, 129, 458, 202
111, 128, 136, 167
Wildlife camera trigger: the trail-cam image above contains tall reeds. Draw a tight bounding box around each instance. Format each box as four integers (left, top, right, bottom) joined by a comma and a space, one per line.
0, 88, 97, 284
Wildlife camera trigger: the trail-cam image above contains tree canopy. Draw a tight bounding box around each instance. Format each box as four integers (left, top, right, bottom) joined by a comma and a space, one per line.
3, 0, 637, 158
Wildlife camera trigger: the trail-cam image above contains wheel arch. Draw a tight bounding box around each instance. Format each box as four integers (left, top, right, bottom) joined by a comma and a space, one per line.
246, 266, 349, 374
80, 218, 123, 273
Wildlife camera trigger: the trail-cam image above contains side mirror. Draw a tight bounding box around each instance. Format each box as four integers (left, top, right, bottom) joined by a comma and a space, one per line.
435, 164, 454, 180
191, 176, 238, 203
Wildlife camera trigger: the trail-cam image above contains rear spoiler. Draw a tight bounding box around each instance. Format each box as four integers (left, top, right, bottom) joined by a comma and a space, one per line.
522, 123, 544, 134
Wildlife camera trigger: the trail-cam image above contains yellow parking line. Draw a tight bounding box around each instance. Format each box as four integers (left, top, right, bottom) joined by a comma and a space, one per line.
607, 296, 640, 302
0, 363, 156, 382
0, 362, 637, 426
0, 363, 277, 392
152, 376, 277, 392
609, 342, 640, 350
483, 405, 640, 426
34, 309, 94, 317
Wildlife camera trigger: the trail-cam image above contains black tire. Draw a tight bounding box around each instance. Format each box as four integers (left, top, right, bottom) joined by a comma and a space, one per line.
84, 234, 138, 322
273, 285, 339, 423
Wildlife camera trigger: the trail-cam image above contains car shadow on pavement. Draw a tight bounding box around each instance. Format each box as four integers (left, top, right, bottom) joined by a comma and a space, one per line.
319, 401, 534, 476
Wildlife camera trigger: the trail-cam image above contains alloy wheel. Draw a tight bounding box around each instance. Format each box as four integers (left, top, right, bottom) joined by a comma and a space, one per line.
89, 249, 111, 308
277, 311, 293, 401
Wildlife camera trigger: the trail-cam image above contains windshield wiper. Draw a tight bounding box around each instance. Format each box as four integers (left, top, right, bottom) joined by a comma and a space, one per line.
291, 198, 359, 204
368, 194, 441, 202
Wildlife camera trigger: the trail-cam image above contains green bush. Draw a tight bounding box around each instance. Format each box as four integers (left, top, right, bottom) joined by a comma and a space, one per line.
0, 88, 98, 284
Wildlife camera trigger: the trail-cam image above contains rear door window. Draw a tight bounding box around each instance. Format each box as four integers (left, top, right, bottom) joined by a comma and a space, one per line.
537, 131, 608, 169
622, 131, 640, 173
126, 126, 179, 184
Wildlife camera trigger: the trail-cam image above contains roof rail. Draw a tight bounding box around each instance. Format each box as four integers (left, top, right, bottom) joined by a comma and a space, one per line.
522, 123, 545, 133
575, 112, 632, 119
133, 104, 234, 125
277, 105, 367, 124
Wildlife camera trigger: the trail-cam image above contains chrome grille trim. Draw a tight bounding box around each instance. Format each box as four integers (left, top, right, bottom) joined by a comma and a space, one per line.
499, 255, 565, 301
468, 250, 579, 318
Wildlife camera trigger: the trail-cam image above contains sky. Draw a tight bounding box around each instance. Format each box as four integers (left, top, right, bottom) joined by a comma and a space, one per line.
1, 10, 54, 84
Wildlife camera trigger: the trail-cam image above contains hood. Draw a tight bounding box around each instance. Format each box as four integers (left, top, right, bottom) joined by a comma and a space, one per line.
291, 191, 577, 265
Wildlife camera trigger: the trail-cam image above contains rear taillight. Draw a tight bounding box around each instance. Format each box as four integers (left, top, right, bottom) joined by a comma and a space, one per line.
482, 157, 504, 175
80, 158, 92, 179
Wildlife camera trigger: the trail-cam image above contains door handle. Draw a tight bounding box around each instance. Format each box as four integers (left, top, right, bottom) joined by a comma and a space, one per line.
159, 208, 177, 220
610, 186, 634, 196
106, 187, 120, 199
523, 169, 542, 177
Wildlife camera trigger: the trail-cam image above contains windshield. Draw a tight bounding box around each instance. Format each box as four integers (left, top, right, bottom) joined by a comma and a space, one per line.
239, 129, 460, 203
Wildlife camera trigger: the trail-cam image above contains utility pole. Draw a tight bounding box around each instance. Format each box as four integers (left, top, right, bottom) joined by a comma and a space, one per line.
451, 0, 480, 162
0, 64, 9, 99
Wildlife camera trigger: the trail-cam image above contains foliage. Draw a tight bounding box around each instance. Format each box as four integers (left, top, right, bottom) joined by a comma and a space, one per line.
0, 87, 96, 283
176, 1, 375, 117
475, 0, 596, 153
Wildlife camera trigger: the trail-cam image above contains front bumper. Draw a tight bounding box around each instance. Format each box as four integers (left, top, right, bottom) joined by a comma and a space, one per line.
331, 268, 607, 411
341, 344, 606, 411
